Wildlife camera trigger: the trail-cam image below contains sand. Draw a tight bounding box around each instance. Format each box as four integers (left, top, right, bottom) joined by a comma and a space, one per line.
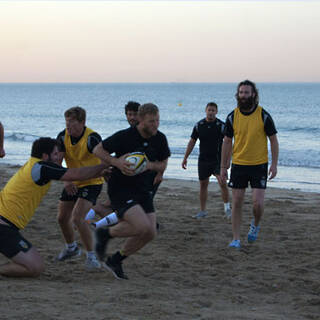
0, 164, 319, 320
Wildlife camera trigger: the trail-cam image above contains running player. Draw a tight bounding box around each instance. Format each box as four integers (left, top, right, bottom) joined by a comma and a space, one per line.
93, 103, 170, 279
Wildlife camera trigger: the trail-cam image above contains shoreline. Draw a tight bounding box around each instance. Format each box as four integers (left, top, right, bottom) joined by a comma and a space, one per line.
1, 161, 319, 194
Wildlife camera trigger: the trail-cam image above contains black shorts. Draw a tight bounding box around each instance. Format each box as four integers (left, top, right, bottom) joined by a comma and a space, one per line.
109, 190, 155, 219
0, 218, 32, 258
59, 184, 103, 205
151, 181, 161, 199
198, 161, 220, 181
228, 163, 268, 189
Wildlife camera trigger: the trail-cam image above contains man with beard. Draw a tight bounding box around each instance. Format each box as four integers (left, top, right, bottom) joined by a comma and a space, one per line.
220, 80, 279, 249
182, 102, 231, 219
0, 137, 107, 277
93, 103, 170, 279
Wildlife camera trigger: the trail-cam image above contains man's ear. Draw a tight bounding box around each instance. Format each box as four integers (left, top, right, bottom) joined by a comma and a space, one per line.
42, 153, 49, 161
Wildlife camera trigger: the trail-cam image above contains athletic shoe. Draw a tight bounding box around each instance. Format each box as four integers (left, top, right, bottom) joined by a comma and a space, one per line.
104, 257, 128, 280
95, 228, 110, 261
56, 246, 81, 261
224, 207, 232, 219
85, 254, 101, 270
192, 211, 208, 219
229, 239, 241, 249
248, 221, 260, 243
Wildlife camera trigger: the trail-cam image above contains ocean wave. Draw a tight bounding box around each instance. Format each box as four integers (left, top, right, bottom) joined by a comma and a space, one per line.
5, 132, 40, 142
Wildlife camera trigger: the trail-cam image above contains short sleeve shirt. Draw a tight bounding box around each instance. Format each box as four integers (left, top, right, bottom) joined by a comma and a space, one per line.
102, 126, 171, 194
191, 118, 225, 162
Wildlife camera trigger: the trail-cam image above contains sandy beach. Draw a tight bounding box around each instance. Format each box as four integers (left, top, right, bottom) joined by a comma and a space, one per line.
0, 164, 319, 320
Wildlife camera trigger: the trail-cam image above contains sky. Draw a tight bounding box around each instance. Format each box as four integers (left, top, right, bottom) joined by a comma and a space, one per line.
0, 1, 319, 83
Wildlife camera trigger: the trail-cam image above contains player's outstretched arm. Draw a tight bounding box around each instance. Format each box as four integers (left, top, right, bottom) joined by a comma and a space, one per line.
60, 163, 107, 182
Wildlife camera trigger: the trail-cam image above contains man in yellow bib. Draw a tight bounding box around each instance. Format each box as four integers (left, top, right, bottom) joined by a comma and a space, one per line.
220, 80, 279, 249
56, 107, 104, 269
0, 137, 107, 277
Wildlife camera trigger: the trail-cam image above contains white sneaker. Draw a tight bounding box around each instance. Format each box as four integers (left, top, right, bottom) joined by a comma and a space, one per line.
85, 254, 101, 270
224, 207, 232, 219
192, 211, 208, 219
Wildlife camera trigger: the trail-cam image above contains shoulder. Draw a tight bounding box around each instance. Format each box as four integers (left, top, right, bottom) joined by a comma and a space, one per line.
57, 129, 66, 139
216, 118, 225, 125
226, 110, 235, 123
197, 118, 206, 126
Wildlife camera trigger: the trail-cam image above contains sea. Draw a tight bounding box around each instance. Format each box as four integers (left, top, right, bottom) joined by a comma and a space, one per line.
0, 82, 319, 193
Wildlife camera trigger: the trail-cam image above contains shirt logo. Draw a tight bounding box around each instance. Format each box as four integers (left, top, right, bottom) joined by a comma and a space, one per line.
19, 240, 29, 249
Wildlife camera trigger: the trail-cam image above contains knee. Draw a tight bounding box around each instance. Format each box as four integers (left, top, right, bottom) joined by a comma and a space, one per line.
71, 213, 83, 227
27, 261, 45, 277
139, 225, 156, 242
57, 213, 70, 226
253, 199, 264, 212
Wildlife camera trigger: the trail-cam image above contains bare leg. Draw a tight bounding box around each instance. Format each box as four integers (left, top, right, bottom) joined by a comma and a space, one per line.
252, 188, 265, 226
216, 175, 229, 203
72, 198, 95, 252
199, 178, 209, 211
109, 205, 156, 257
0, 247, 44, 277
122, 213, 156, 256
93, 199, 113, 218
57, 200, 75, 244
231, 188, 246, 240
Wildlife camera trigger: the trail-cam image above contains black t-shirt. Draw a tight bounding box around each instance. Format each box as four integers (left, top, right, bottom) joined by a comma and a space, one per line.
191, 117, 225, 162
31, 161, 68, 186
102, 126, 171, 194
56, 128, 102, 153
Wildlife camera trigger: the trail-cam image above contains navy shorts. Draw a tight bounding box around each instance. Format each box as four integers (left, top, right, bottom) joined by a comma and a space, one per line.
0, 217, 32, 258
228, 163, 268, 189
59, 184, 103, 205
109, 190, 155, 219
198, 161, 220, 181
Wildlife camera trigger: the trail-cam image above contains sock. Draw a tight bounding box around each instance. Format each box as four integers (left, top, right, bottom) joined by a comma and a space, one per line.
86, 251, 96, 259
85, 208, 96, 221
66, 241, 77, 251
112, 250, 127, 263
95, 212, 119, 228
224, 202, 230, 211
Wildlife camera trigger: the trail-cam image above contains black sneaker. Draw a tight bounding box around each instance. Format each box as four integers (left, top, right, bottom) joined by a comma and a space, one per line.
94, 228, 110, 261
104, 257, 128, 280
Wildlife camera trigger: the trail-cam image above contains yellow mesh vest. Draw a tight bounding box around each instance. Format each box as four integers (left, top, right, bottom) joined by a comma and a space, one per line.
64, 127, 104, 188
0, 157, 51, 229
232, 106, 268, 165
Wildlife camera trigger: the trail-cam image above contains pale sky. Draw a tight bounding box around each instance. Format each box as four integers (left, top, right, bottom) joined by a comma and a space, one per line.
0, 1, 319, 82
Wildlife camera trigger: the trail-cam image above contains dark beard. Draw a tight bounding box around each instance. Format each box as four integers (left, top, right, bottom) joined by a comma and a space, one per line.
237, 96, 255, 111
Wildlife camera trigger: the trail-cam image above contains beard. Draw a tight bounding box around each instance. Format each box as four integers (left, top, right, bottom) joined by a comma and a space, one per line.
237, 95, 255, 111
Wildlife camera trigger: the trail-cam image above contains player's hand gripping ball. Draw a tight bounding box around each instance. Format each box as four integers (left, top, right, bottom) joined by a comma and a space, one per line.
125, 152, 148, 175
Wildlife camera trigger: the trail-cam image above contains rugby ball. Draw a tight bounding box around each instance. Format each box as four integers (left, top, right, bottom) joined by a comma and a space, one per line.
125, 152, 147, 175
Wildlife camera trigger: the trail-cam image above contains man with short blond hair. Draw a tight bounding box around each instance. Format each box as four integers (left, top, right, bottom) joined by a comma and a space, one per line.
56, 106, 104, 270
93, 103, 170, 279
